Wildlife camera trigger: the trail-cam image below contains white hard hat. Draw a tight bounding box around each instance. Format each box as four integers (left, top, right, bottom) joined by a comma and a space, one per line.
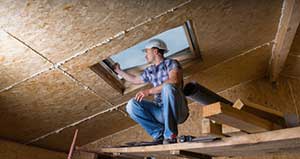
143, 39, 169, 53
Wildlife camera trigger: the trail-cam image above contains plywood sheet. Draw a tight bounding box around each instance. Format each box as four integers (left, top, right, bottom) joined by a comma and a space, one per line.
0, 30, 51, 90
191, 0, 282, 70
0, 0, 187, 63
281, 55, 300, 77
32, 109, 136, 152
285, 77, 300, 119
0, 69, 108, 143
188, 43, 272, 93
289, 25, 300, 55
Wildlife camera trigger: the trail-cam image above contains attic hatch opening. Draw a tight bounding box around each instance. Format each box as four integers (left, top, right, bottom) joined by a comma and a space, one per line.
91, 20, 201, 94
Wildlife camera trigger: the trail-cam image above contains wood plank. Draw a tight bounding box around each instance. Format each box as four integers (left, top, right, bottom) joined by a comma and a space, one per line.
202, 102, 282, 133
233, 99, 286, 127
222, 124, 248, 137
97, 126, 300, 157
170, 150, 212, 159
270, 0, 300, 82
201, 119, 225, 137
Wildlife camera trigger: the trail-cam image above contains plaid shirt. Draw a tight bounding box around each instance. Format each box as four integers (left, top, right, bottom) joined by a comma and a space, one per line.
140, 58, 182, 105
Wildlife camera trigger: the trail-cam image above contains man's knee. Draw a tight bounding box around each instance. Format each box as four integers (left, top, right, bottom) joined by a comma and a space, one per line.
162, 83, 176, 93
126, 98, 138, 115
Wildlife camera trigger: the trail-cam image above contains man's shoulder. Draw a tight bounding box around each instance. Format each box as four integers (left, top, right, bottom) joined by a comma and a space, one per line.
164, 58, 178, 64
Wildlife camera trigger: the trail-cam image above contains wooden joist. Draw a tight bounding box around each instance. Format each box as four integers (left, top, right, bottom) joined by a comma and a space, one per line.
96, 126, 300, 157
233, 99, 286, 127
201, 118, 225, 137
269, 0, 300, 82
202, 102, 282, 133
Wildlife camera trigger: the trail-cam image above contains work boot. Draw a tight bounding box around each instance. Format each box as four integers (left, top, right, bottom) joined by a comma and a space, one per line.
152, 137, 164, 145
163, 134, 177, 144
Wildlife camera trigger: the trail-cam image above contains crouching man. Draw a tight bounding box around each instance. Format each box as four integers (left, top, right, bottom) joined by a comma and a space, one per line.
114, 39, 189, 144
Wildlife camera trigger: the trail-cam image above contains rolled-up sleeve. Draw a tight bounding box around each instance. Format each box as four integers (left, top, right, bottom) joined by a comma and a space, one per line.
140, 69, 150, 83
167, 59, 181, 72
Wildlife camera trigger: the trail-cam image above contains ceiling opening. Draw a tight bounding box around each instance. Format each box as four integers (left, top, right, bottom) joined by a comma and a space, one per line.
90, 20, 201, 94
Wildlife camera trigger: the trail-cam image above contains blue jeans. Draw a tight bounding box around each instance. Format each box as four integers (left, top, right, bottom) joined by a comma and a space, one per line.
126, 83, 189, 140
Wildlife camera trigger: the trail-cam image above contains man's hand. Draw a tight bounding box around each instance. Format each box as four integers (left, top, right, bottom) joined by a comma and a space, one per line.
135, 89, 150, 102
113, 63, 121, 74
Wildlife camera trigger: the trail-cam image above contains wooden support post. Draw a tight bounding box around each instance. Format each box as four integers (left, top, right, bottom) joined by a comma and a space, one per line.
203, 102, 282, 133
201, 118, 225, 137
233, 99, 286, 127
269, 0, 300, 82
170, 150, 212, 159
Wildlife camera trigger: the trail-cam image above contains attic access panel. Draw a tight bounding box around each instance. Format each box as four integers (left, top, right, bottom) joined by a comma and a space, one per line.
91, 20, 201, 94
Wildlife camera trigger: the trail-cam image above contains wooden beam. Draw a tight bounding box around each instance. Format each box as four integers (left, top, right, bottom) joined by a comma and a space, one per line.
97, 126, 300, 157
202, 102, 282, 133
270, 0, 300, 82
222, 124, 248, 137
170, 150, 212, 159
233, 99, 286, 127
201, 118, 225, 137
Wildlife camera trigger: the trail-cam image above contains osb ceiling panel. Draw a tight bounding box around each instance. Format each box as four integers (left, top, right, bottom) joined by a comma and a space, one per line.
188, 43, 272, 93
282, 55, 300, 77
0, 30, 51, 90
0, 69, 109, 143
0, 0, 187, 63
281, 27, 300, 78
31, 109, 135, 152
219, 76, 298, 116
286, 77, 300, 117
290, 26, 300, 55
190, 0, 282, 69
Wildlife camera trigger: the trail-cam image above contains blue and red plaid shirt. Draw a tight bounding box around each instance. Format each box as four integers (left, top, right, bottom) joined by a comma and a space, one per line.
140, 58, 182, 105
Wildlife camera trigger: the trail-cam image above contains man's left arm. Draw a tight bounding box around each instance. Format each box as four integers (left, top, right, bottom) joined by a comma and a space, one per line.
135, 68, 183, 101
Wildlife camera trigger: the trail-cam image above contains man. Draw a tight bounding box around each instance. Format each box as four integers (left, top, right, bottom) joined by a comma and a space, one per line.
114, 39, 189, 144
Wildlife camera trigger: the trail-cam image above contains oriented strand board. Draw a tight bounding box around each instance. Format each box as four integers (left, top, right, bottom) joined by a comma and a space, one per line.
0, 139, 66, 159
281, 24, 300, 78
0, 0, 187, 63
31, 109, 136, 152
190, 0, 282, 70
285, 77, 300, 120
281, 55, 300, 77
188, 43, 272, 92
0, 69, 108, 143
0, 30, 52, 90
289, 25, 300, 55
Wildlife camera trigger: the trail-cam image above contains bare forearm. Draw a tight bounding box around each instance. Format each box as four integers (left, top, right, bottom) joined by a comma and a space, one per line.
116, 70, 143, 84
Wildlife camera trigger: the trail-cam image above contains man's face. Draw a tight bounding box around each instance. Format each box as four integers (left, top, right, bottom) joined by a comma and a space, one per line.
145, 48, 155, 63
